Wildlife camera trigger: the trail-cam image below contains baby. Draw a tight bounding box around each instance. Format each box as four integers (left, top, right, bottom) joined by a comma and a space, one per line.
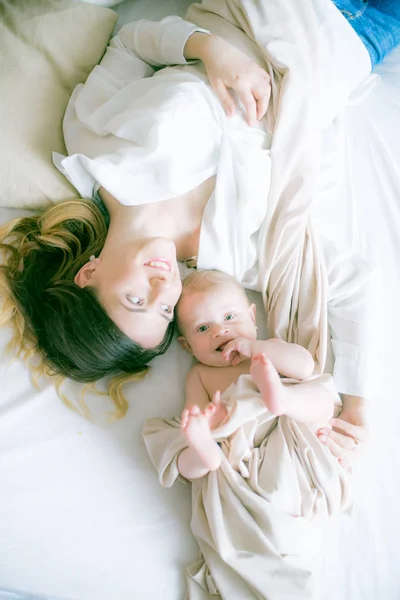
143, 269, 350, 597
175, 269, 337, 480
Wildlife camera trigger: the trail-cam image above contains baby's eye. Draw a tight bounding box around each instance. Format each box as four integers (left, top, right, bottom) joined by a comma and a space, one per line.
197, 324, 209, 333
127, 295, 144, 306
224, 313, 235, 321
160, 304, 173, 314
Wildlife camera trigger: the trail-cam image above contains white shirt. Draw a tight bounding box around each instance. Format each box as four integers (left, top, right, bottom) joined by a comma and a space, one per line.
54, 16, 374, 397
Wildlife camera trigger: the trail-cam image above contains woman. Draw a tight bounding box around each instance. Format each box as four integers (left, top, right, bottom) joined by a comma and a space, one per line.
0, 2, 398, 462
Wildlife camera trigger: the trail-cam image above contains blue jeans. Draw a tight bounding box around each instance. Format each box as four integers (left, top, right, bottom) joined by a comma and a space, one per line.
332, 0, 400, 66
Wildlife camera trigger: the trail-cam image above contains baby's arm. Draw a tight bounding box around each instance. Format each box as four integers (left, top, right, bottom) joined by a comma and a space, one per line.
177, 366, 222, 480
223, 338, 314, 380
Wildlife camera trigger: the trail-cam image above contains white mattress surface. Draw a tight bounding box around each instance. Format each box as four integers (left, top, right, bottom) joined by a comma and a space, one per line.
0, 1, 399, 599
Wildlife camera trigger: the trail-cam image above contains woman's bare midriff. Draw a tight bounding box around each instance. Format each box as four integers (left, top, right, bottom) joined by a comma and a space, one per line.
98, 176, 216, 262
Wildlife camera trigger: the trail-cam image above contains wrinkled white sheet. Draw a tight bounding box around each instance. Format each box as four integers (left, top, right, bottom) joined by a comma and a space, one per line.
0, 1, 399, 599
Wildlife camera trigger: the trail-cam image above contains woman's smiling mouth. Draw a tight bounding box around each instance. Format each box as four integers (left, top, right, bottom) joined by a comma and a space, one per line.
144, 259, 171, 272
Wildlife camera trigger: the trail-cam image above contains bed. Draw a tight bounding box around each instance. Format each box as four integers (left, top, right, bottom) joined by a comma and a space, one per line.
0, 1, 399, 599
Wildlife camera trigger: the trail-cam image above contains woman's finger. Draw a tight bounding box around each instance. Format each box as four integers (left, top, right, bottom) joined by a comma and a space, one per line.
319, 428, 357, 451
212, 80, 236, 117
253, 86, 270, 121
319, 434, 355, 463
237, 89, 257, 126
330, 417, 368, 442
338, 458, 351, 471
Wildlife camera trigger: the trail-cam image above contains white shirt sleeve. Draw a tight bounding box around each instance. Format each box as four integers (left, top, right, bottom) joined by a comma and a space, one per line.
65, 16, 210, 136
56, 16, 214, 199
322, 236, 376, 398
114, 16, 210, 68
94, 16, 210, 91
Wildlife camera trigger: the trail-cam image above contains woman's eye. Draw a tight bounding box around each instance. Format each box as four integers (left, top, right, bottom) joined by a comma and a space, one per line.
160, 304, 173, 314
127, 295, 144, 306
224, 313, 235, 321
197, 325, 209, 333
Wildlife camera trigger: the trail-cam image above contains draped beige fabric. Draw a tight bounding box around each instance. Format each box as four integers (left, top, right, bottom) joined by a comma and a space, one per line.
144, 7, 356, 594
143, 374, 353, 599
186, 0, 328, 372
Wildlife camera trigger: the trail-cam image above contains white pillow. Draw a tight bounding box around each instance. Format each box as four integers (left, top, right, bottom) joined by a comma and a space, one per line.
0, 0, 117, 209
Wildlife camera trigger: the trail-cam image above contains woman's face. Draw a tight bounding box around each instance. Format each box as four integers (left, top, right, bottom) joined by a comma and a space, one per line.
78, 237, 182, 348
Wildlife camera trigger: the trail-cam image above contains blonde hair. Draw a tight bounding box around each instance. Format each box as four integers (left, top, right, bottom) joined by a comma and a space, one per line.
0, 200, 172, 420
180, 269, 245, 294
176, 269, 248, 333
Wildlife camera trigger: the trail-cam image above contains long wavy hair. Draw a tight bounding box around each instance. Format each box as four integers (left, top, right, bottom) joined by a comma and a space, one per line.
0, 200, 175, 418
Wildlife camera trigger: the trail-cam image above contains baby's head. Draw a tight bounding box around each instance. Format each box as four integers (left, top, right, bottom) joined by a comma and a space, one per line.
176, 270, 257, 367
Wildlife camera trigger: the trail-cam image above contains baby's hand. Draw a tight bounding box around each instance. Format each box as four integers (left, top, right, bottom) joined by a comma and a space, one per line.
222, 337, 253, 366
209, 390, 227, 430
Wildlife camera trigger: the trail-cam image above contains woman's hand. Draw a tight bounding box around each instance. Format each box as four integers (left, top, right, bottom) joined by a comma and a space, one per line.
318, 396, 369, 469
184, 33, 271, 126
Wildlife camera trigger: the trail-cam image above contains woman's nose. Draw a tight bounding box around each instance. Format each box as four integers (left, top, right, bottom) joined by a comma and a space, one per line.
150, 273, 168, 286
149, 274, 171, 301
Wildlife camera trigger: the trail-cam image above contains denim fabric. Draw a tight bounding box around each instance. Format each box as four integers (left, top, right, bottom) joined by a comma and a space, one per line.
332, 0, 400, 66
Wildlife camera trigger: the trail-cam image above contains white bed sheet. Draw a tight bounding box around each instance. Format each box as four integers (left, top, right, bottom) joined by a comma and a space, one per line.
0, 1, 399, 599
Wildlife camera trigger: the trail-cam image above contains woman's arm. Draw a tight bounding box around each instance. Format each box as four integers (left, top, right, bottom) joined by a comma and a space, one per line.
317, 237, 374, 465
71, 17, 209, 137
113, 16, 210, 69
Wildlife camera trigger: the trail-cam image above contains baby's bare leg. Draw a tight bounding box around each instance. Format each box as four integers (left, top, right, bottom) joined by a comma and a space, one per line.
250, 354, 334, 426
180, 404, 221, 475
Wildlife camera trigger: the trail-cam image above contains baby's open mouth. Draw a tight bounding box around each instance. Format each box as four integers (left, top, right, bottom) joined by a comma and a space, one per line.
216, 340, 232, 352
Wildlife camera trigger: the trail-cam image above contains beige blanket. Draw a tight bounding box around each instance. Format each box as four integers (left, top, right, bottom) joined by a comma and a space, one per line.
143, 374, 353, 599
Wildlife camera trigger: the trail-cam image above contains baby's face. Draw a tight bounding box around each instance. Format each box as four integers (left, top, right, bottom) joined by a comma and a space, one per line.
177, 280, 257, 367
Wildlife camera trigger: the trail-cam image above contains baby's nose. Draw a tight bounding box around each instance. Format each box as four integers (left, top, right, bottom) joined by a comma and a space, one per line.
212, 324, 229, 337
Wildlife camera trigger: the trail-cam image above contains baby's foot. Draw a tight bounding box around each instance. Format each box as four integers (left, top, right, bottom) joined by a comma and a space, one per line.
181, 404, 221, 470
250, 354, 286, 415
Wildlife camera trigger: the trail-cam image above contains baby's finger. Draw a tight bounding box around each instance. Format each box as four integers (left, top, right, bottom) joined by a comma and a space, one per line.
212, 390, 222, 406
222, 340, 236, 360
213, 80, 236, 117
231, 353, 246, 366
181, 409, 189, 428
